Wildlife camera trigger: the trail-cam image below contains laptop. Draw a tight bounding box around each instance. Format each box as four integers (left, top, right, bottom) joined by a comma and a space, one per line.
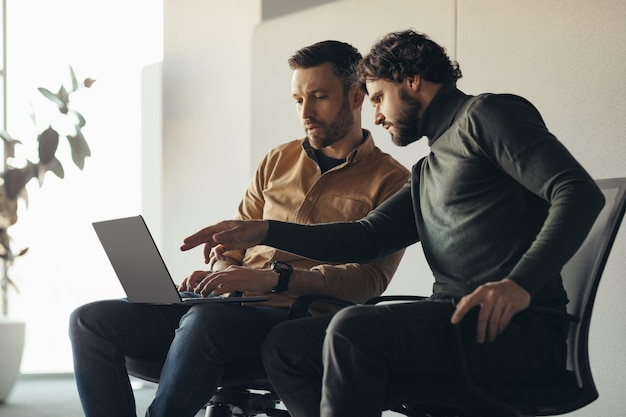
92, 215, 269, 304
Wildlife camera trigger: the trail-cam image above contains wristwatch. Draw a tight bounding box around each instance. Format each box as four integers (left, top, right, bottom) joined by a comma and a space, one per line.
270, 261, 293, 293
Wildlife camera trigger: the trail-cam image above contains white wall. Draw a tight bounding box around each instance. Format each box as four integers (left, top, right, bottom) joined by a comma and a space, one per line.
161, 0, 260, 281
162, 1, 626, 415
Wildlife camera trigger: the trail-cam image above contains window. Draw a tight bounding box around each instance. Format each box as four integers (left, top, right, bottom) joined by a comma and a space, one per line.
5, 0, 163, 373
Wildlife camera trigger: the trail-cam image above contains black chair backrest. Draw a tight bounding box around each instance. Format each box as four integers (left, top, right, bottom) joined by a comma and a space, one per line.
559, 177, 626, 408
384, 178, 626, 417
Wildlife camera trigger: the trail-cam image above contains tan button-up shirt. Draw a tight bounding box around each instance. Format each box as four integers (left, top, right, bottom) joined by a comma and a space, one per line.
215, 130, 410, 312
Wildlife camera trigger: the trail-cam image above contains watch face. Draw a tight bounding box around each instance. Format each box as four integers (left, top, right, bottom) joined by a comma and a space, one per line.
271, 261, 292, 293
272, 261, 293, 273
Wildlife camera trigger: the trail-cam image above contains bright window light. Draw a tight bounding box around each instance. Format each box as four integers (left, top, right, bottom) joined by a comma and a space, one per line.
5, 0, 163, 373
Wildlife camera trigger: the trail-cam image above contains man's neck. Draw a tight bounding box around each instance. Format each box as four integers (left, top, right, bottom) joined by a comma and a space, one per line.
313, 149, 345, 173
319, 128, 365, 160
417, 81, 444, 118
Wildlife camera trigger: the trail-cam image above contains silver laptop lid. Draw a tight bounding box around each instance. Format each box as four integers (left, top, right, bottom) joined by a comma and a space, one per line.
92, 215, 182, 304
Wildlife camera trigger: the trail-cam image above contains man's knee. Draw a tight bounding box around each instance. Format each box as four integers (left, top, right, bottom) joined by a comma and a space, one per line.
262, 319, 300, 364
325, 305, 377, 344
263, 315, 331, 369
69, 301, 100, 340
69, 299, 129, 341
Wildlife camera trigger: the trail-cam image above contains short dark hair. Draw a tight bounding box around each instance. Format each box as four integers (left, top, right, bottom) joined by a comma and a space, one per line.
358, 29, 462, 91
288, 40, 362, 93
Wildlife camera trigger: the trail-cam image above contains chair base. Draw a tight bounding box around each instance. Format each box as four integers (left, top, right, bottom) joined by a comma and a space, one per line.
207, 385, 290, 417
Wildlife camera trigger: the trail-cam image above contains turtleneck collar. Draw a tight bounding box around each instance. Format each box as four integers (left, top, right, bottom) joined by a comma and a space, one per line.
417, 82, 471, 146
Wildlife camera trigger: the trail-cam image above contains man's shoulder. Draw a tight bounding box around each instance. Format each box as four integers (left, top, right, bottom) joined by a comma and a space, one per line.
465, 92, 539, 118
369, 146, 410, 175
359, 147, 410, 200
267, 138, 304, 153
262, 138, 306, 161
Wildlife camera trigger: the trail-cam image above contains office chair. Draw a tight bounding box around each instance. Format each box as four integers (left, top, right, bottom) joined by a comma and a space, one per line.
125, 356, 285, 417
125, 296, 352, 417
373, 177, 626, 417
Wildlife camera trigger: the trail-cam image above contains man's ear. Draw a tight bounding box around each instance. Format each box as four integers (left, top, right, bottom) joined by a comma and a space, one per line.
351, 86, 365, 108
407, 74, 422, 92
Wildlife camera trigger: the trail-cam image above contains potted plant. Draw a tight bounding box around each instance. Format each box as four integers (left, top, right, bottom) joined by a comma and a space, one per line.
0, 66, 94, 402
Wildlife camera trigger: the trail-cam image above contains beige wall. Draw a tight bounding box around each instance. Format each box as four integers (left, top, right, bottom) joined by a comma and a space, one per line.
161, 0, 260, 276
162, 1, 626, 415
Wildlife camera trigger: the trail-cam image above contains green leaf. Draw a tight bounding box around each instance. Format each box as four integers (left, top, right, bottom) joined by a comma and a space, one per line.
0, 131, 22, 159
38, 87, 64, 108
56, 85, 70, 114
5, 276, 20, 293
0, 227, 11, 251
38, 126, 60, 164
3, 164, 37, 200
39, 86, 69, 113
67, 131, 91, 170
0, 130, 16, 143
69, 66, 78, 92
70, 110, 87, 128
47, 157, 65, 179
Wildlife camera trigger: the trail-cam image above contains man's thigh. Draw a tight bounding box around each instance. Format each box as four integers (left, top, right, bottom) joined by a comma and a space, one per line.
70, 299, 191, 360
326, 299, 564, 381
263, 314, 334, 371
325, 300, 457, 376
178, 303, 290, 360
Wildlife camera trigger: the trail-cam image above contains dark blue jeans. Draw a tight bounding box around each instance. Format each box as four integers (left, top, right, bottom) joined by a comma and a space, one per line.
69, 298, 288, 417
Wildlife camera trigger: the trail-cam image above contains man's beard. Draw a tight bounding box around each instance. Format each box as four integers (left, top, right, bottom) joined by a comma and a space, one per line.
306, 96, 355, 150
389, 88, 422, 147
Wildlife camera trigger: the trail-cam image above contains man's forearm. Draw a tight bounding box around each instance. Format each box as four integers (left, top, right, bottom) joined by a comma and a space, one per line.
286, 269, 327, 295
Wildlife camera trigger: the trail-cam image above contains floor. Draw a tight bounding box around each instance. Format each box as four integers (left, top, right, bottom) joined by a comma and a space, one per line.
0, 373, 403, 417
0, 373, 206, 417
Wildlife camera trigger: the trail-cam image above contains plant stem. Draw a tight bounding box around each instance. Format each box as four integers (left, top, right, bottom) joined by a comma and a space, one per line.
1, 259, 8, 317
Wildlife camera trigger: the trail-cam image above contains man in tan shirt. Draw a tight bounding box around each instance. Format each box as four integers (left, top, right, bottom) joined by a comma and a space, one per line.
69, 40, 409, 417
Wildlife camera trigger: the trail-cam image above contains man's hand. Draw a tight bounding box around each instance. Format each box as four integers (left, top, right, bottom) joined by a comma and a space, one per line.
179, 253, 241, 292
193, 266, 278, 297
179, 270, 211, 292
180, 220, 269, 263
450, 279, 530, 344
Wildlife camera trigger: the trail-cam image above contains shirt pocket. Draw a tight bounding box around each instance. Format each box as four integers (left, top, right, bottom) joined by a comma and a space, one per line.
306, 194, 372, 223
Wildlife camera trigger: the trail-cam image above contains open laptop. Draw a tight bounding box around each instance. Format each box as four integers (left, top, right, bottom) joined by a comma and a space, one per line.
92, 215, 269, 304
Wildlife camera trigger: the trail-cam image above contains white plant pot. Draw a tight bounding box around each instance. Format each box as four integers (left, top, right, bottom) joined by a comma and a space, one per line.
0, 318, 25, 402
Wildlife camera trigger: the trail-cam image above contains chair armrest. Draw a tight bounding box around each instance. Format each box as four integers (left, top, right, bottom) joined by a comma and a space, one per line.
364, 295, 428, 305
287, 295, 355, 319
288, 294, 429, 319
526, 305, 580, 323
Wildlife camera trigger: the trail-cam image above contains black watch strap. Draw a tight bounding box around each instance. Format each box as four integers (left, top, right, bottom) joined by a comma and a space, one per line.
271, 261, 293, 293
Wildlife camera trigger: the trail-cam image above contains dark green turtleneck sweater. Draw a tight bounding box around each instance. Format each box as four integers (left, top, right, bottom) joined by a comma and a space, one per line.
264, 83, 604, 310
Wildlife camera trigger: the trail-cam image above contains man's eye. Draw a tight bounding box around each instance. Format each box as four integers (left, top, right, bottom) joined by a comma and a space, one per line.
314, 95, 326, 100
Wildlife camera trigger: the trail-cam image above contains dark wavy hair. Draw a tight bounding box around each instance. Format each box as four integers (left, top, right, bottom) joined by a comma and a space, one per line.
288, 40, 362, 93
358, 30, 462, 92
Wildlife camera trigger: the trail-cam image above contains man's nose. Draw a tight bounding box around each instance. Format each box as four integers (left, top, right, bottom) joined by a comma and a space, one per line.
301, 100, 314, 119
374, 108, 384, 125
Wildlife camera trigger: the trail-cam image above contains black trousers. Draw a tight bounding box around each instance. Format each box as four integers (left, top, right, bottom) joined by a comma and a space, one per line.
262, 299, 566, 417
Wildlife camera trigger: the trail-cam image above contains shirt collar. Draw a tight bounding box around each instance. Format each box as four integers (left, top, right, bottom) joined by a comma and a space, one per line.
302, 129, 376, 166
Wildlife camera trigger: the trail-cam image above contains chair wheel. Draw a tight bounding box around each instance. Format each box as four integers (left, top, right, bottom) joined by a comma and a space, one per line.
206, 403, 233, 417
